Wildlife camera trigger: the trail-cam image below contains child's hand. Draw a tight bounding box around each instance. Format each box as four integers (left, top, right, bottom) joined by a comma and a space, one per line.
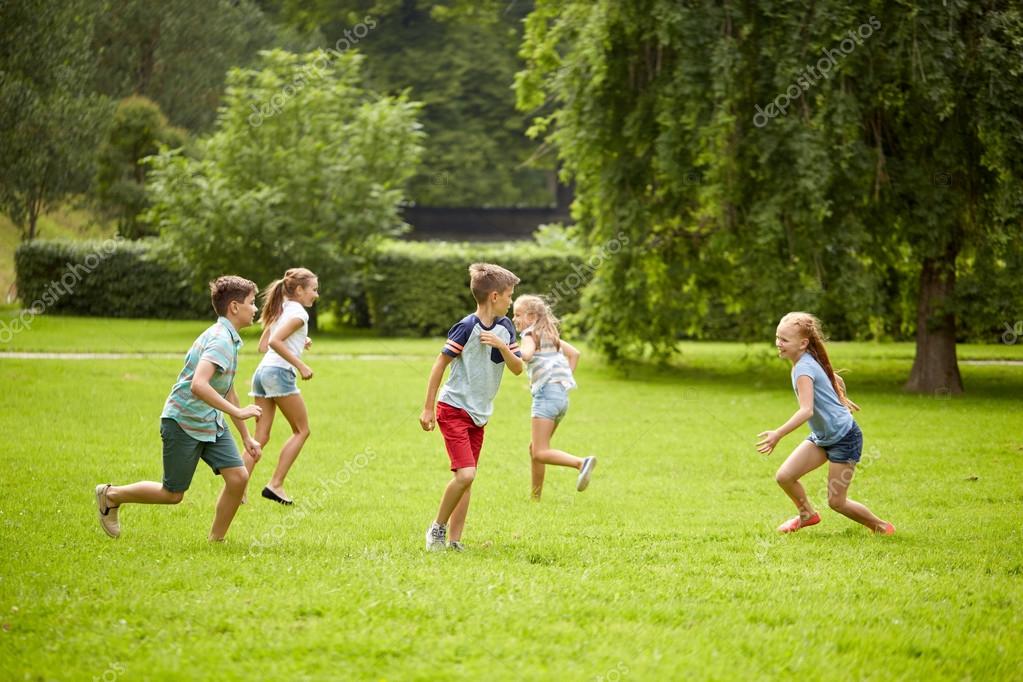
304, 337, 313, 350
243, 437, 262, 462
299, 363, 313, 380
756, 430, 780, 454
479, 331, 507, 350
235, 404, 262, 420
419, 407, 436, 431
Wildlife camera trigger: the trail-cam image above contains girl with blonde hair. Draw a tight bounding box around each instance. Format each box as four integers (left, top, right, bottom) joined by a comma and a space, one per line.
757, 312, 894, 534
512, 294, 596, 499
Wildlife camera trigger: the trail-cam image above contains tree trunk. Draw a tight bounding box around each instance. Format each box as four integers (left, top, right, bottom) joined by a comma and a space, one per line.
905, 246, 963, 394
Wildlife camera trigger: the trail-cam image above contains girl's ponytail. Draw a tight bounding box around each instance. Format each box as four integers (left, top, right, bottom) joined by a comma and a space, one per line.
260, 278, 287, 328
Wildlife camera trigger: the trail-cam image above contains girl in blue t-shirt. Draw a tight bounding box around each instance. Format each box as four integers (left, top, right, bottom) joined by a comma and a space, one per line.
756, 312, 894, 535
512, 295, 596, 499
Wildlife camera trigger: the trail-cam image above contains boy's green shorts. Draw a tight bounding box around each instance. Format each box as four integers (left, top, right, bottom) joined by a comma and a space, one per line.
160, 418, 244, 493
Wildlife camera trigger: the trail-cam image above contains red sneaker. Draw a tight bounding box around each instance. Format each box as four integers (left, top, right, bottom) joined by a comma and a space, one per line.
776, 512, 821, 533
875, 522, 895, 536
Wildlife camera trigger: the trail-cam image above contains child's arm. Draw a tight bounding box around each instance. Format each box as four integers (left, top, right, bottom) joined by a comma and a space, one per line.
518, 334, 537, 363
258, 324, 272, 354
756, 375, 814, 454
419, 353, 454, 431
479, 331, 524, 375
559, 339, 581, 372
191, 360, 262, 421
225, 384, 262, 461
268, 317, 313, 380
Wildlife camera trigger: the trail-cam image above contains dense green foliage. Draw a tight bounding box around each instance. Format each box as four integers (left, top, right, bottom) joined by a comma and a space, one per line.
365, 239, 591, 336
91, 0, 318, 132
268, 0, 553, 206
94, 97, 188, 239
0, 0, 112, 240
146, 49, 424, 312
14, 239, 206, 319
517, 1, 1023, 388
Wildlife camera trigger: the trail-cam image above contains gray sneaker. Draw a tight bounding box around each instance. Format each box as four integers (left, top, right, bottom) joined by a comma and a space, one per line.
425, 522, 447, 551
448, 541, 465, 552
577, 456, 597, 492
95, 484, 120, 538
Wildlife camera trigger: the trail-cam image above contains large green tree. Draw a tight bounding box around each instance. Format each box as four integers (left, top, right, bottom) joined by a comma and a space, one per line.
146, 49, 424, 308
517, 0, 1023, 392
267, 0, 553, 206
91, 0, 319, 132
0, 0, 112, 240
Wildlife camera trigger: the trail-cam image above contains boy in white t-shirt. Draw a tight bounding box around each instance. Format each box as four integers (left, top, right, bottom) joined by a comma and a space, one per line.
246, 268, 319, 505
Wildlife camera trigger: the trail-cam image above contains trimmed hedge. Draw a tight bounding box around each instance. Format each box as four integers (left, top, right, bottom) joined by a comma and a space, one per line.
15, 238, 209, 319
365, 240, 592, 336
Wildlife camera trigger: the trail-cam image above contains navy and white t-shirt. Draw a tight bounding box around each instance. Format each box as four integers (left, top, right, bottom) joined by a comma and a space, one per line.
437, 314, 520, 426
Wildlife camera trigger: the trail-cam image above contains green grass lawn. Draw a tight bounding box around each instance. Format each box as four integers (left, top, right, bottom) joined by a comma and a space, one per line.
1, 316, 1022, 680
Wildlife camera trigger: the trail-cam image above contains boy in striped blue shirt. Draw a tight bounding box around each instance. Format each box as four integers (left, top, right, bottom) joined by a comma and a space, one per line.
95, 276, 264, 541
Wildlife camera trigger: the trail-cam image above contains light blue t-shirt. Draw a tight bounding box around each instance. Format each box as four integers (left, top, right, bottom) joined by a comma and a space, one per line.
437, 314, 520, 426
791, 352, 854, 446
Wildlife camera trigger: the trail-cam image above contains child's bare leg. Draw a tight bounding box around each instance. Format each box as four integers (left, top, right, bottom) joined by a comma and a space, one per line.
448, 487, 472, 542
209, 466, 249, 541
246, 397, 276, 476
529, 442, 546, 500
775, 440, 827, 517
106, 482, 183, 505
266, 394, 310, 496
827, 462, 888, 531
435, 467, 475, 528
531, 417, 582, 468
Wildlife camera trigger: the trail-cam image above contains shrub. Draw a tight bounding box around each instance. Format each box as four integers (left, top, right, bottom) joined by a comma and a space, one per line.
364, 240, 592, 336
14, 238, 208, 319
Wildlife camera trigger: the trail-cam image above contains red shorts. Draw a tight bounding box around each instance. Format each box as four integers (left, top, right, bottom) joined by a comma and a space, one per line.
437, 402, 485, 471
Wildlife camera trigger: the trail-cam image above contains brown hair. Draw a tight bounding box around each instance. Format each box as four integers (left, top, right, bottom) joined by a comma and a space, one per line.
779, 312, 858, 411
469, 262, 519, 303
260, 267, 317, 328
209, 275, 257, 317
514, 294, 561, 350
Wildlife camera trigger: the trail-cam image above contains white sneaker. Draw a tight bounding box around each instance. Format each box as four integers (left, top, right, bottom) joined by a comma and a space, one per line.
577, 456, 597, 492
425, 522, 447, 551
95, 484, 120, 538
448, 541, 465, 552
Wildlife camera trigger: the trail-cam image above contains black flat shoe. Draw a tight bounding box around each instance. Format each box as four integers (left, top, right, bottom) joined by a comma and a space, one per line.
261, 486, 294, 505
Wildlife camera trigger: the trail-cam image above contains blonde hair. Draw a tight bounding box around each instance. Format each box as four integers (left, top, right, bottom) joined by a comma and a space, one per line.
779, 312, 858, 411
260, 267, 317, 328
469, 262, 519, 303
515, 294, 561, 351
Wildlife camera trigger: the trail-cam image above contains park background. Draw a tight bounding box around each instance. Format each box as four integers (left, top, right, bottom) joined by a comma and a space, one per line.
1, 1, 1021, 680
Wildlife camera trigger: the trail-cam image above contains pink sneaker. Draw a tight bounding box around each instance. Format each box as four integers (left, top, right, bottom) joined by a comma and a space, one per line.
875, 522, 895, 535
776, 512, 821, 533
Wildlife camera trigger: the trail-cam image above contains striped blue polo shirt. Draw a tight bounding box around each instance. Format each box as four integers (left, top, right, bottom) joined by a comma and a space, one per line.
161, 317, 241, 442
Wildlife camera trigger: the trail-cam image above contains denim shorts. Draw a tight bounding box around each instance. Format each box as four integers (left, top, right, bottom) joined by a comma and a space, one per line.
531, 382, 570, 423
809, 421, 863, 464
250, 365, 300, 398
